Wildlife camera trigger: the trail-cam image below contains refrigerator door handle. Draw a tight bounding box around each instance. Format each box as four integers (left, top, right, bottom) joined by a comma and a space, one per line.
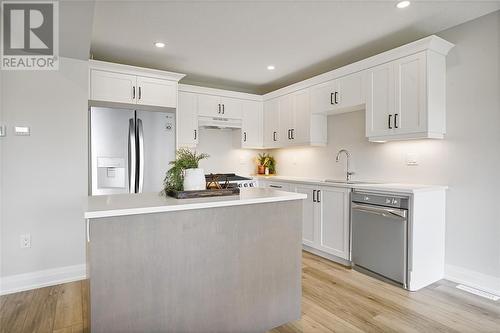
137, 118, 145, 193
128, 118, 137, 193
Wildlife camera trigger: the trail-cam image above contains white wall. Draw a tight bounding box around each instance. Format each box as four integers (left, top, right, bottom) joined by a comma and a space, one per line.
271, 12, 500, 287
0, 58, 89, 286
196, 128, 261, 176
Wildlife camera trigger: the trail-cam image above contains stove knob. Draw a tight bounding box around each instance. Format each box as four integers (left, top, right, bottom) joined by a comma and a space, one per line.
238, 184, 242, 188
249, 183, 254, 187
244, 183, 248, 187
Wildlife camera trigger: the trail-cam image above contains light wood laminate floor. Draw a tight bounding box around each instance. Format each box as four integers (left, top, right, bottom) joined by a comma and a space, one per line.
1, 251, 499, 333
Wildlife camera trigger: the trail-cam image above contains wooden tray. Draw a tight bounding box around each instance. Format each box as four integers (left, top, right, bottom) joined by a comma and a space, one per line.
167, 187, 240, 199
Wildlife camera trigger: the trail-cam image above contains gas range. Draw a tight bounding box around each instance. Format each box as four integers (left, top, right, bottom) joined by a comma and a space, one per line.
205, 173, 257, 189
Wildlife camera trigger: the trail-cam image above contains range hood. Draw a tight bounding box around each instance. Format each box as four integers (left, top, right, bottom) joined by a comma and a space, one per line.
198, 116, 242, 129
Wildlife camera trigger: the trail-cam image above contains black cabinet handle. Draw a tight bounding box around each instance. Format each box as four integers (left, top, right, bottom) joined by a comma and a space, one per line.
132, 86, 136, 99
243, 132, 247, 142
317, 190, 321, 203
330, 92, 334, 105
394, 113, 398, 129
222, 104, 225, 114
194, 129, 197, 140
334, 91, 339, 105
287, 129, 291, 140
218, 104, 221, 114
313, 190, 317, 202
138, 87, 142, 100
388, 114, 393, 129
273, 131, 277, 141
291, 129, 295, 140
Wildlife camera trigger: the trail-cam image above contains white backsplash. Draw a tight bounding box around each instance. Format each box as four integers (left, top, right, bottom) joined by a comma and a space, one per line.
195, 128, 260, 176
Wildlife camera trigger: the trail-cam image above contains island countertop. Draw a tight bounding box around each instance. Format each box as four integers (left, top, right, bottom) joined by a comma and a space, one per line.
84, 188, 307, 219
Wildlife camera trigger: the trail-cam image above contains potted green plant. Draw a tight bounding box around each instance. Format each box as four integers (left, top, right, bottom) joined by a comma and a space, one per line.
163, 148, 209, 194
256, 153, 276, 175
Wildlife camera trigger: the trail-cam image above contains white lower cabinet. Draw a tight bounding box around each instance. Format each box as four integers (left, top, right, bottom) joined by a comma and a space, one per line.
260, 181, 293, 191
295, 185, 317, 247
316, 186, 350, 259
295, 184, 351, 261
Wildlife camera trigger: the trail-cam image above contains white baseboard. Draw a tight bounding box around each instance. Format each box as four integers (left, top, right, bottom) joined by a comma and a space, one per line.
0, 264, 87, 296
445, 264, 500, 297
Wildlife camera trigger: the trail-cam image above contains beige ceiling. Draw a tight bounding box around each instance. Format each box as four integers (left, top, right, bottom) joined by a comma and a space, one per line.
91, 1, 500, 94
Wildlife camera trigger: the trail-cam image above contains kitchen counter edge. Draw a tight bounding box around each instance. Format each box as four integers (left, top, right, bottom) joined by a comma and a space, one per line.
85, 188, 307, 219
253, 175, 448, 194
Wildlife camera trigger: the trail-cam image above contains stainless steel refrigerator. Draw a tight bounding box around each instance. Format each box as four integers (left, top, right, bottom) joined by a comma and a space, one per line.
90, 107, 176, 195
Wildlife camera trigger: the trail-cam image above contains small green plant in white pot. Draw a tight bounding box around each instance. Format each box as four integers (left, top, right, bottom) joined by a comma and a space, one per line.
163, 148, 209, 194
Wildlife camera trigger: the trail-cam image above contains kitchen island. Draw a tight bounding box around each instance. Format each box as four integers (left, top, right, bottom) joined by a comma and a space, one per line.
84, 188, 306, 333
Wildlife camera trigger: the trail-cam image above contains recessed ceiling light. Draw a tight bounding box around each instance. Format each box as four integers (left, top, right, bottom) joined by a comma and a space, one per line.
267, 65, 275, 70
154, 42, 165, 48
396, 1, 410, 9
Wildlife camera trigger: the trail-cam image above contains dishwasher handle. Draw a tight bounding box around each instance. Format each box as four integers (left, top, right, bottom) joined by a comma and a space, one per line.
352, 203, 407, 219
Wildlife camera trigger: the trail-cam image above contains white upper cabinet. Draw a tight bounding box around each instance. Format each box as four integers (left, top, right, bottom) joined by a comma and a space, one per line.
136, 76, 177, 108
289, 89, 311, 145
366, 50, 448, 141
278, 94, 293, 145
198, 94, 242, 119
310, 71, 365, 115
177, 91, 198, 148
220, 97, 243, 119
90, 70, 137, 105
393, 52, 427, 135
365, 62, 395, 138
264, 88, 326, 148
263, 98, 281, 148
241, 100, 263, 148
89, 60, 185, 109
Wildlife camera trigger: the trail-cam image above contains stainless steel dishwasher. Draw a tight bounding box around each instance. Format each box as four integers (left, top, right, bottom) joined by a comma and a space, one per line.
351, 191, 409, 289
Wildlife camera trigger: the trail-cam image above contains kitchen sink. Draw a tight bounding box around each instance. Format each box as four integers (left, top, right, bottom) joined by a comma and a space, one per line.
324, 179, 374, 184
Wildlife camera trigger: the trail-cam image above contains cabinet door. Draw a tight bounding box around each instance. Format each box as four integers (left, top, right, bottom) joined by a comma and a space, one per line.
310, 80, 337, 114
279, 94, 293, 146
197, 94, 221, 117
317, 186, 350, 259
241, 100, 263, 148
394, 52, 427, 134
366, 62, 395, 138
177, 92, 198, 147
90, 70, 137, 104
263, 98, 280, 147
136, 76, 177, 108
291, 89, 311, 145
335, 71, 364, 111
295, 185, 317, 247
220, 97, 243, 119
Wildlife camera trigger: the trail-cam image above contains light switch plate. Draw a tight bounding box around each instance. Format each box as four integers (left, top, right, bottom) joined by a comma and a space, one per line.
14, 126, 30, 136
406, 153, 419, 166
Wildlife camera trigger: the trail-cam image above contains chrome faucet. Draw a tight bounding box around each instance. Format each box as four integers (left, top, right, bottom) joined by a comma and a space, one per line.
336, 149, 354, 181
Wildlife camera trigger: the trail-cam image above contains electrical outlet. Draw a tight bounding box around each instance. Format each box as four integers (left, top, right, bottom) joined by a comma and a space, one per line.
406, 153, 419, 166
20, 234, 31, 248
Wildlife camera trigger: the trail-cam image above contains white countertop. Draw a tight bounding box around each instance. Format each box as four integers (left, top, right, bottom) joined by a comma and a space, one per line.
85, 188, 307, 219
254, 175, 448, 194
